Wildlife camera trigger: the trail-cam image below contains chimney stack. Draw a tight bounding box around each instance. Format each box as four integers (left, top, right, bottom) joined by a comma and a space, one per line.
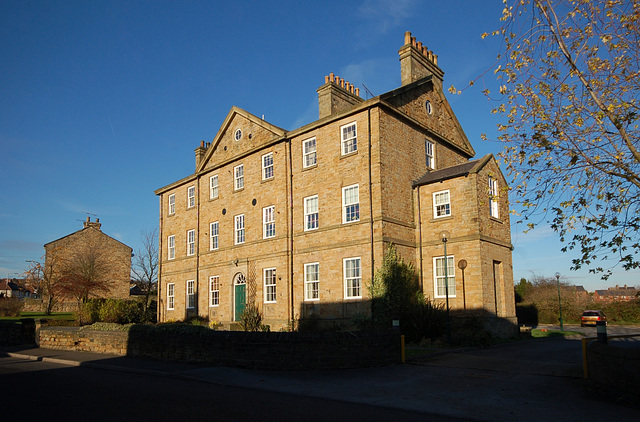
83, 217, 102, 231
399, 31, 444, 87
316, 73, 364, 119
195, 140, 207, 169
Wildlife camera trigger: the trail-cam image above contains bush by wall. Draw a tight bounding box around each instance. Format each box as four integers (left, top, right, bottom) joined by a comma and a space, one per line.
0, 297, 25, 317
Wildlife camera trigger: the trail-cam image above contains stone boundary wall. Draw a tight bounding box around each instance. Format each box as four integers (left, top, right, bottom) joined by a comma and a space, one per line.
587, 341, 640, 394
38, 325, 400, 369
0, 319, 36, 346
39, 326, 128, 355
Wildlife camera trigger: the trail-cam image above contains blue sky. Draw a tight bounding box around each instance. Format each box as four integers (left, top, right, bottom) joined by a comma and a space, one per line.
1, 0, 637, 291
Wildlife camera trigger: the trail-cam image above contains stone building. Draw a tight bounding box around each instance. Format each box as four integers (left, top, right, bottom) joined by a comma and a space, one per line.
44, 217, 132, 306
155, 32, 517, 335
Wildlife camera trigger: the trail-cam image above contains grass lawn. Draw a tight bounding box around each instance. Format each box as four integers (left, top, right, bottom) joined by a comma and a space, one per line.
531, 328, 583, 338
0, 312, 75, 322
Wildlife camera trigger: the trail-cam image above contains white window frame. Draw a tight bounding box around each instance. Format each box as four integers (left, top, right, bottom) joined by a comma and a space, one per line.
210, 221, 219, 250
489, 176, 499, 218
209, 276, 220, 307
341, 122, 357, 155
168, 194, 175, 215
344, 257, 362, 299
434, 256, 456, 298
186, 280, 195, 309
167, 283, 175, 310
262, 152, 274, 180
264, 268, 277, 303
303, 137, 317, 168
425, 140, 434, 169
263, 206, 275, 239
342, 184, 360, 223
433, 190, 451, 218
235, 214, 245, 245
210, 175, 219, 199
167, 235, 175, 260
234, 164, 244, 190
187, 229, 195, 256
187, 186, 195, 208
304, 195, 319, 231
304, 262, 319, 301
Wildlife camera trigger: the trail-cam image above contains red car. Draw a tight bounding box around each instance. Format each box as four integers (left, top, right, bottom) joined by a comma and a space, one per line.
581, 310, 606, 327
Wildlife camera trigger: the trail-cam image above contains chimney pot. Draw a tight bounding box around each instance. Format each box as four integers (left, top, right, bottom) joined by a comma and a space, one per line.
325, 75, 329, 83
355, 87, 360, 96
200, 140, 205, 148
417, 41, 423, 51
404, 31, 412, 45
411, 36, 416, 47
330, 72, 335, 82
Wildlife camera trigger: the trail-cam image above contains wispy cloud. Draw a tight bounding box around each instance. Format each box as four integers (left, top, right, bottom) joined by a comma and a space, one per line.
358, 0, 416, 34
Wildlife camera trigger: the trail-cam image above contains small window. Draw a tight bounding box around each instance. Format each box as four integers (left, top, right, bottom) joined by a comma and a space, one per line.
303, 137, 317, 168
425, 100, 433, 115
304, 195, 319, 231
344, 257, 361, 299
186, 280, 195, 309
264, 268, 276, 303
187, 229, 195, 256
304, 263, 319, 301
235, 214, 245, 245
341, 122, 357, 155
210, 276, 220, 307
167, 283, 175, 310
168, 194, 175, 215
210, 222, 219, 250
234, 129, 242, 141
434, 256, 456, 298
168, 235, 175, 260
210, 175, 219, 199
342, 184, 360, 223
425, 140, 434, 169
234, 164, 244, 190
263, 206, 275, 239
262, 153, 274, 180
433, 190, 451, 218
187, 186, 195, 208
489, 176, 499, 218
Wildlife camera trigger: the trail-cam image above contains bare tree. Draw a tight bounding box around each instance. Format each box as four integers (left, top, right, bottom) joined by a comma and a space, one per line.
25, 249, 67, 315
58, 244, 110, 308
131, 229, 158, 317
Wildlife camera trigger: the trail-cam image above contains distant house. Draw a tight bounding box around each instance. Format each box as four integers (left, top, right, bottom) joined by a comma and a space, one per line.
0, 279, 33, 298
44, 217, 132, 307
593, 285, 639, 303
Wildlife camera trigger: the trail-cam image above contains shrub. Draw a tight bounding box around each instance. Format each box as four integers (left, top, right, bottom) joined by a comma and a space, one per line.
239, 304, 263, 332
0, 297, 25, 317
76, 298, 145, 325
298, 313, 321, 332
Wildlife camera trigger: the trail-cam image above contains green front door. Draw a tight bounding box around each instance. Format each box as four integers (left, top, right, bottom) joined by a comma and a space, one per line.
234, 273, 246, 321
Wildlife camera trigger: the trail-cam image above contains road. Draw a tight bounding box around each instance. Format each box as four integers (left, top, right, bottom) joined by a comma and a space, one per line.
0, 356, 468, 422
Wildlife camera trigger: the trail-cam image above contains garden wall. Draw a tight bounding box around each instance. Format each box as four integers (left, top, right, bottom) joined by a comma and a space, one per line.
0, 319, 36, 346
38, 325, 400, 369
587, 341, 640, 395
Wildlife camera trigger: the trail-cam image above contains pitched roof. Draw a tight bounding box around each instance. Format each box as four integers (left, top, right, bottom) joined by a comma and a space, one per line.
412, 154, 493, 187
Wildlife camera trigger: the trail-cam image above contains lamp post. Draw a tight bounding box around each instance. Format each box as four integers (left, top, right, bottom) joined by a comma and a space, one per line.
555, 272, 564, 332
440, 230, 452, 344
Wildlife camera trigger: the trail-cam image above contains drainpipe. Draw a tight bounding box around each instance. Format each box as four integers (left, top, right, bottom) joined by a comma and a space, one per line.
158, 196, 164, 323
417, 186, 424, 292
367, 108, 375, 314
287, 137, 295, 325
196, 175, 200, 318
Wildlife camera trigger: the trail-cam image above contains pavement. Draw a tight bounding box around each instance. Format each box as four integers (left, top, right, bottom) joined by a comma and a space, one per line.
2, 325, 639, 421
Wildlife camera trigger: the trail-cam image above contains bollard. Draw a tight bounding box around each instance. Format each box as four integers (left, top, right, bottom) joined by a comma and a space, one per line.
596, 320, 607, 344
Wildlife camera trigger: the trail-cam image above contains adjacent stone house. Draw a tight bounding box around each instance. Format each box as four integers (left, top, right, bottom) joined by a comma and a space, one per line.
44, 217, 132, 307
155, 32, 517, 335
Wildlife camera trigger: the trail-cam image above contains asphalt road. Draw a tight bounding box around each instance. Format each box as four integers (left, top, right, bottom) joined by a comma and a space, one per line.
0, 356, 471, 422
